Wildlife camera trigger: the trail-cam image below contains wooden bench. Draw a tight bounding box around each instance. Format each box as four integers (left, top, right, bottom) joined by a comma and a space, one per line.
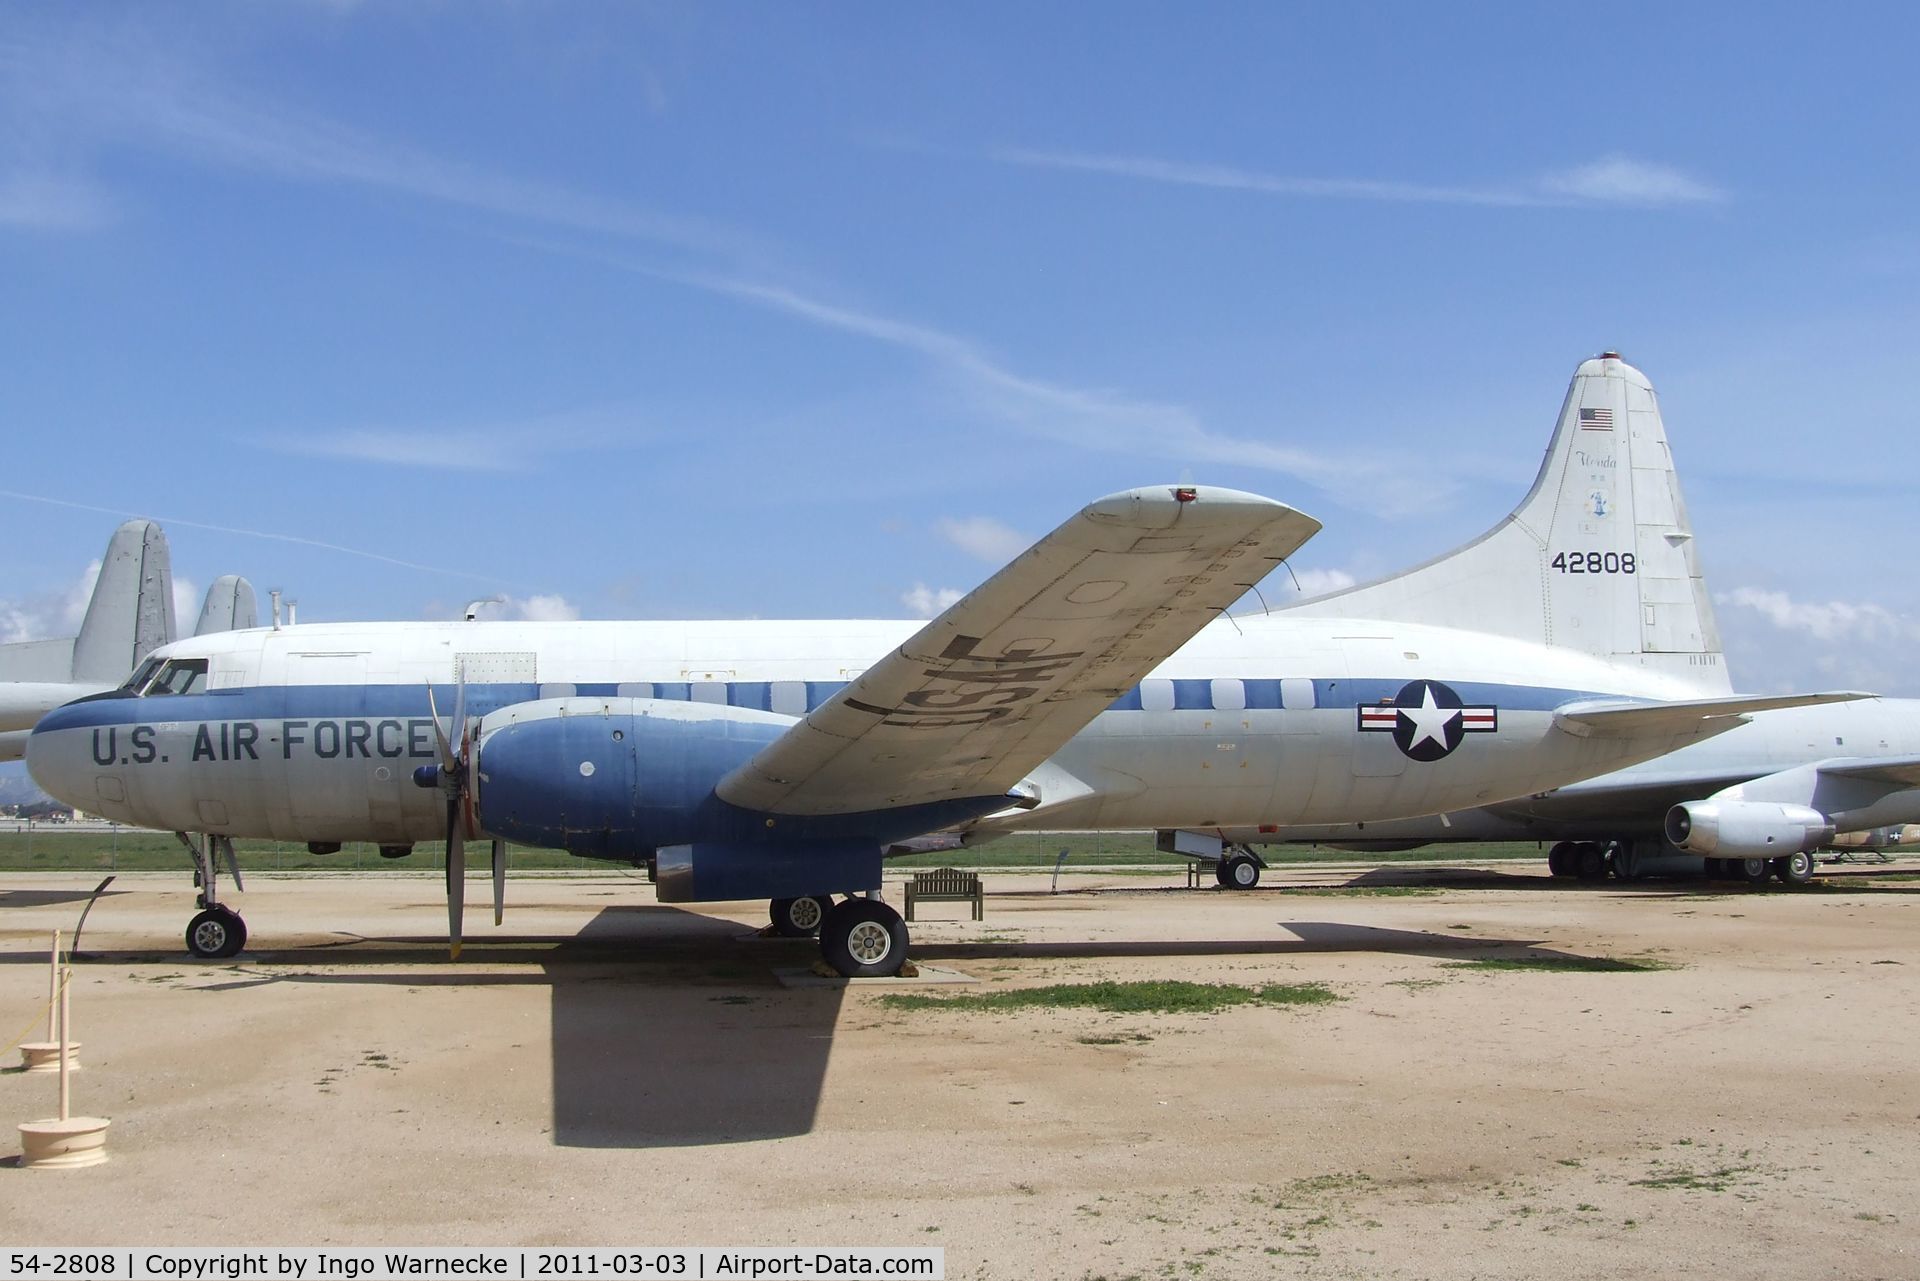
904, 867, 984, 921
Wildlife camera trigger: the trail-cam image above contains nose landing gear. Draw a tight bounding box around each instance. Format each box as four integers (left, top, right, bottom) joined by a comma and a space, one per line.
178, 832, 248, 960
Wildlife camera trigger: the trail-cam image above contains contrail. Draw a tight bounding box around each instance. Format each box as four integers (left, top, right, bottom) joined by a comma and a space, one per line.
0, 489, 517, 587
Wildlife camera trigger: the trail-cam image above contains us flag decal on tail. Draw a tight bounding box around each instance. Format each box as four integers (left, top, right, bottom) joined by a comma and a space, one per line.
1579, 407, 1614, 431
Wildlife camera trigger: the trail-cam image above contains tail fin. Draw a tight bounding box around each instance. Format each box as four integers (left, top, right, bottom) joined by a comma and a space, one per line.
195, 575, 259, 635
70, 519, 175, 684
1287, 354, 1730, 693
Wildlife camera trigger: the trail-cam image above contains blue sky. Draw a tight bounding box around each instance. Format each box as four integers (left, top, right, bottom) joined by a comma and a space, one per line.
2, 4, 1916, 695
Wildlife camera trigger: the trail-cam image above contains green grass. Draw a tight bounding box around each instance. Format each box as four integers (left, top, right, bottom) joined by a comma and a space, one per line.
878, 978, 1340, 1014
1444, 955, 1679, 973
1630, 1165, 1755, 1192
0, 825, 1570, 874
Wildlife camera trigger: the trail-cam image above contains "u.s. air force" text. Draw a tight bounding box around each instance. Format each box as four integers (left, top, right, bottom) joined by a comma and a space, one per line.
90, 719, 439, 766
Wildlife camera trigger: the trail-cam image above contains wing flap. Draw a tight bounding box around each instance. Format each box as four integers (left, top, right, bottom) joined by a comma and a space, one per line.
1552, 690, 1873, 739
718, 485, 1320, 816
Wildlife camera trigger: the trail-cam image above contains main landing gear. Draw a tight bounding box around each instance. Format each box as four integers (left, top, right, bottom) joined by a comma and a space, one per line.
767, 892, 911, 977
1214, 846, 1265, 890
179, 832, 247, 959
817, 896, 909, 979
769, 894, 835, 937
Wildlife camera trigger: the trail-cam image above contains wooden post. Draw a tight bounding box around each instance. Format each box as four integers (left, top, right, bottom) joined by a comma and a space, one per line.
46, 929, 60, 1041
57, 953, 70, 1123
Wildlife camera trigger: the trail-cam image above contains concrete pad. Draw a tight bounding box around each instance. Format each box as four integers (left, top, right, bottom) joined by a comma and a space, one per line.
772, 963, 979, 989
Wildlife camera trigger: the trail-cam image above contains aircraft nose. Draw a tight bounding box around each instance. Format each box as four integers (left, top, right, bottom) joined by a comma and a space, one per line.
26, 700, 105, 811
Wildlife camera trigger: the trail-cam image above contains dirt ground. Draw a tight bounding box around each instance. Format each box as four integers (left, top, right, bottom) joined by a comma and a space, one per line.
2, 862, 1917, 1280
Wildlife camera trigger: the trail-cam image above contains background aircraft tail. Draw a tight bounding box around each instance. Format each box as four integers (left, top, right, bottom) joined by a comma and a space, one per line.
1287, 354, 1730, 693
195, 575, 259, 635
70, 519, 175, 684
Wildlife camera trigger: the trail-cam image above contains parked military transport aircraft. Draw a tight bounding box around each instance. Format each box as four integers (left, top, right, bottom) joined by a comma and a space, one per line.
0, 520, 259, 762
26, 355, 1862, 975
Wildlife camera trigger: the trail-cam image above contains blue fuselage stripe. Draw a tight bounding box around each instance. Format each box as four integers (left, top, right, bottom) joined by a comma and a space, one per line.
40, 677, 1612, 731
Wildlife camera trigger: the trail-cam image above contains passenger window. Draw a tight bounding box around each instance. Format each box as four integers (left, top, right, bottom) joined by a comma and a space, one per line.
1139, 679, 1176, 712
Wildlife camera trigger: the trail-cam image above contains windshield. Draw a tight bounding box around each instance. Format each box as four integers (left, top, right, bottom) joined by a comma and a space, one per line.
144, 658, 210, 696
122, 657, 165, 693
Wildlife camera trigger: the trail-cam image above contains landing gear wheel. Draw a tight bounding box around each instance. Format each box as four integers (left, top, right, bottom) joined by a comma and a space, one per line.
1221, 854, 1261, 890
1213, 860, 1234, 887
819, 898, 909, 979
1547, 842, 1577, 878
769, 894, 833, 937
186, 907, 246, 959
1574, 842, 1609, 881
1703, 857, 1725, 879
1774, 850, 1816, 886
1737, 857, 1773, 885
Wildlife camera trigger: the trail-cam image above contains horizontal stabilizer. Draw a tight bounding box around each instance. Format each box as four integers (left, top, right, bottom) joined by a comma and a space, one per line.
719, 485, 1320, 817
1554, 690, 1873, 739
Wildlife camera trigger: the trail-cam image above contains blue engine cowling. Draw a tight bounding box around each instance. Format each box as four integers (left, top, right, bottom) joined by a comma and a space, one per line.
470, 697, 1012, 900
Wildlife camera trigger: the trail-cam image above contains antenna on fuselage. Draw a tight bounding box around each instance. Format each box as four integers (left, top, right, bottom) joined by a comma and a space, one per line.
269, 589, 283, 630
464, 596, 505, 621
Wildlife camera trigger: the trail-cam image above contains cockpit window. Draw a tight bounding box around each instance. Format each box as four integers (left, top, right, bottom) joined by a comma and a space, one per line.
144, 658, 210, 696
122, 657, 166, 693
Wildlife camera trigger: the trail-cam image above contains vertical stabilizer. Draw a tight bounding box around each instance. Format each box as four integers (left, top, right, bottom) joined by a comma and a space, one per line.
1288, 355, 1730, 692
70, 520, 176, 683
195, 575, 259, 635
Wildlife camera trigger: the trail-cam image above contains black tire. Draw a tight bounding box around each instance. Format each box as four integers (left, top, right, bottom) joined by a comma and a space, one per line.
769, 894, 833, 937
1213, 860, 1234, 887
1547, 842, 1576, 878
1222, 854, 1261, 890
1774, 850, 1816, 886
819, 897, 909, 979
1703, 857, 1725, 879
1736, 857, 1772, 885
1574, 842, 1608, 881
186, 907, 246, 959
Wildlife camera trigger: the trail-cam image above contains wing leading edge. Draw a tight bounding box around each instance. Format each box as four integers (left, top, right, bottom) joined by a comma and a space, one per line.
717, 485, 1321, 818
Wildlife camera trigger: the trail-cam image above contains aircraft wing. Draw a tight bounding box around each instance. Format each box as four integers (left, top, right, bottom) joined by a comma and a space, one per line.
717, 485, 1320, 817
1552, 691, 1873, 739
1808, 755, 1920, 788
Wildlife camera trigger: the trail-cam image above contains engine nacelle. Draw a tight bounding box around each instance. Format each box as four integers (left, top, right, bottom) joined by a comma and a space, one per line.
467, 697, 1014, 897
470, 697, 791, 858
1664, 800, 1836, 858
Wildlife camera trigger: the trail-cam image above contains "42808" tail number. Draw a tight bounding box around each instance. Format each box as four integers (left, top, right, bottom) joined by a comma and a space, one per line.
1551, 551, 1636, 574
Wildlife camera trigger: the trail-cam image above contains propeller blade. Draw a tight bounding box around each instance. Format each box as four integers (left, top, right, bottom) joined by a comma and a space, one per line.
445, 801, 465, 961
425, 682, 457, 774
491, 840, 506, 926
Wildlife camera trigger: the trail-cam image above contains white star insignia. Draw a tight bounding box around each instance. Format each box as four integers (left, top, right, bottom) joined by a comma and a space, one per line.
1399, 685, 1462, 750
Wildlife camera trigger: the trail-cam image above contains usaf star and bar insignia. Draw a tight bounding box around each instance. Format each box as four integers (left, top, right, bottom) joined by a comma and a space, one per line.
1357, 679, 1498, 761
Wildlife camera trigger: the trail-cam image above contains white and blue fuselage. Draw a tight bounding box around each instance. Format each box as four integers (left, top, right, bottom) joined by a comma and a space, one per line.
30, 613, 1739, 853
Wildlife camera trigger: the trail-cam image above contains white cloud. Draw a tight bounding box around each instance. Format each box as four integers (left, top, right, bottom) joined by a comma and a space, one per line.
1287, 567, 1358, 598
935, 516, 1028, 563
992, 147, 1724, 210
172, 576, 198, 632
1717, 587, 1919, 643
498, 593, 581, 622
257, 405, 645, 473
634, 266, 1454, 516
60, 559, 102, 631
901, 583, 963, 618
1539, 156, 1725, 207
1717, 587, 1920, 697
0, 26, 752, 258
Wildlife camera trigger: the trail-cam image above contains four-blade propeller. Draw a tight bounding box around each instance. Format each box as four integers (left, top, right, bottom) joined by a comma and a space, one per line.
419, 678, 506, 959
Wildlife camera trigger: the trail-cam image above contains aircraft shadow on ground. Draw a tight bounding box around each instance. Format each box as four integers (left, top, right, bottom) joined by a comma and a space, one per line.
0, 887, 131, 909
544, 907, 843, 1150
